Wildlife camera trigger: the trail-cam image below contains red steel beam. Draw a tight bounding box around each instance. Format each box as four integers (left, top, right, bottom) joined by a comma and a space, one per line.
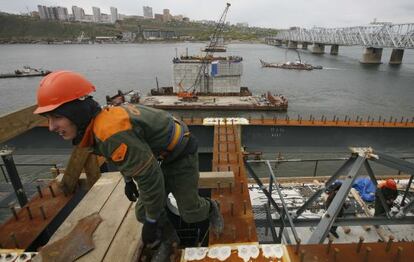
210, 121, 258, 245
0, 181, 75, 249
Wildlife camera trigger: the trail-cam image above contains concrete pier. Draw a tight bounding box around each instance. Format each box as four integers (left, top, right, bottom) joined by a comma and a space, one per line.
389, 49, 404, 65
288, 41, 298, 49
269, 39, 282, 46
330, 45, 339, 55
360, 47, 383, 64
274, 40, 282, 46
301, 42, 308, 50
312, 43, 325, 54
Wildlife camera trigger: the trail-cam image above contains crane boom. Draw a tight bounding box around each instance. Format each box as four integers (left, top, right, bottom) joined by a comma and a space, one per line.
207, 3, 231, 50
181, 3, 231, 99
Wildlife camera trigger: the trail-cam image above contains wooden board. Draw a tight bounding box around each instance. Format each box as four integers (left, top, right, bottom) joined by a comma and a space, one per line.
49, 172, 121, 242
0, 105, 46, 143
103, 205, 143, 262
198, 171, 234, 189
77, 174, 131, 262
57, 171, 234, 189
47, 172, 144, 262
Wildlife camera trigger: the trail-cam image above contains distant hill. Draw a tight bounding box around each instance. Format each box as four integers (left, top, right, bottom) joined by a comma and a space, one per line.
0, 12, 278, 43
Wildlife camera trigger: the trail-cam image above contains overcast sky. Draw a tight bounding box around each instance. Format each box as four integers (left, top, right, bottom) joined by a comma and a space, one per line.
1, 0, 413, 28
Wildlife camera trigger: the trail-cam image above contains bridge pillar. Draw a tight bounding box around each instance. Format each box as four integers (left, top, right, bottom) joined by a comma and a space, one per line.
274, 40, 282, 46
330, 45, 339, 55
389, 49, 404, 65
360, 47, 383, 64
301, 42, 308, 50
312, 43, 325, 54
288, 41, 298, 49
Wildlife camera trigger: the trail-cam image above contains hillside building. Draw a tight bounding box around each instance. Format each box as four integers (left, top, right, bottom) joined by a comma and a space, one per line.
143, 6, 153, 19
92, 7, 101, 22
110, 7, 118, 23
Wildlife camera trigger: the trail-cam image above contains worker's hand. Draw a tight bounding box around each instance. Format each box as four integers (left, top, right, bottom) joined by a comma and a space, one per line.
142, 220, 160, 247
124, 180, 139, 201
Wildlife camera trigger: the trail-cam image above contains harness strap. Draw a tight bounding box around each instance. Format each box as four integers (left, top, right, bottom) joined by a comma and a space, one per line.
159, 118, 190, 160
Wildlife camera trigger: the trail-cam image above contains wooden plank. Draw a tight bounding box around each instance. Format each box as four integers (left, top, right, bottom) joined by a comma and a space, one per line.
57, 171, 234, 189
0, 105, 46, 143
77, 174, 132, 261
199, 171, 234, 189
49, 172, 121, 242
61, 146, 93, 193
350, 188, 387, 241
103, 205, 143, 262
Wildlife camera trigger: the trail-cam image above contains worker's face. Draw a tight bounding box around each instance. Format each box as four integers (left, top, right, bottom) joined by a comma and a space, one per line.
46, 114, 77, 140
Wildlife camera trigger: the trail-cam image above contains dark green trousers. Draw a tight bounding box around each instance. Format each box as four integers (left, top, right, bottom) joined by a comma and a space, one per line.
135, 153, 210, 224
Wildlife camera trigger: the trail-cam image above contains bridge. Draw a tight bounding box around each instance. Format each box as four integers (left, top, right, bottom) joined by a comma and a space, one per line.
265, 23, 414, 64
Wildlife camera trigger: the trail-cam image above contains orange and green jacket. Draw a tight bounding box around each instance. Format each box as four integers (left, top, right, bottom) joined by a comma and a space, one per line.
80, 103, 179, 220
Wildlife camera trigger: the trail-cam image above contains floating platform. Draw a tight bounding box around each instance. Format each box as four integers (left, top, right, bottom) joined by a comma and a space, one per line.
260, 59, 322, 70
201, 46, 227, 52
0, 67, 51, 79
140, 95, 288, 111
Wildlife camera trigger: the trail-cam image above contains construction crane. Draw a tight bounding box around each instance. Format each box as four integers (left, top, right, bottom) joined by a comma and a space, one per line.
177, 3, 231, 101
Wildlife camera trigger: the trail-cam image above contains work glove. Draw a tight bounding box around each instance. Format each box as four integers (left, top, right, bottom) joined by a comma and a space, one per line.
124, 180, 139, 201
142, 219, 161, 247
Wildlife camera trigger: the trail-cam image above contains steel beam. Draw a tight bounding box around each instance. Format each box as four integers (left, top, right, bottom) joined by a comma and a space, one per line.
397, 198, 414, 217
371, 152, 414, 174
364, 161, 391, 217
269, 24, 414, 49
401, 175, 413, 206
324, 155, 357, 188
255, 216, 414, 227
265, 160, 299, 242
264, 203, 278, 242
245, 161, 282, 214
291, 156, 358, 220
294, 188, 324, 219
0, 149, 28, 207
308, 156, 365, 244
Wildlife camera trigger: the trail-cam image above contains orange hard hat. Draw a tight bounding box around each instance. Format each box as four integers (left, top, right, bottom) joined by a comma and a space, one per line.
379, 179, 397, 190
34, 71, 95, 114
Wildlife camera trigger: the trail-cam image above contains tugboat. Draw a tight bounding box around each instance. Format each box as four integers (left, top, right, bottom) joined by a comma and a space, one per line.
0, 66, 52, 79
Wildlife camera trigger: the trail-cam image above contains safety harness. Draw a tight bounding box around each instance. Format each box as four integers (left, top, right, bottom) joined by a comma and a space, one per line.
158, 118, 191, 162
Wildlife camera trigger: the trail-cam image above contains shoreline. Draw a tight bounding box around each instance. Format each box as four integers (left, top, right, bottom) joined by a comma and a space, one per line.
0, 39, 264, 45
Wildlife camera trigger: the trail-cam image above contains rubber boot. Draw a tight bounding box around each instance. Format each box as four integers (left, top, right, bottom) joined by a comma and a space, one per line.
209, 199, 224, 235
150, 220, 180, 262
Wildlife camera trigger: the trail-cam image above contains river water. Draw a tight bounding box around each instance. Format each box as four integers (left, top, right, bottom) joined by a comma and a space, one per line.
0, 43, 413, 119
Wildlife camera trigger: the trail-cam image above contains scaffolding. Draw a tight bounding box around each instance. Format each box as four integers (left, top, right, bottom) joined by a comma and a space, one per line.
245, 148, 414, 244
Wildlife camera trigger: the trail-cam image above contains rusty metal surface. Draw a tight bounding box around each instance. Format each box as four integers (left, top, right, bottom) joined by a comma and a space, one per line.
38, 212, 102, 262
0, 181, 75, 249
210, 122, 258, 245
285, 241, 414, 262
179, 241, 414, 262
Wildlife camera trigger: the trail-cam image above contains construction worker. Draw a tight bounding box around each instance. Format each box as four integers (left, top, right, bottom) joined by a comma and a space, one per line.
374, 179, 398, 216
34, 71, 224, 261
325, 181, 348, 238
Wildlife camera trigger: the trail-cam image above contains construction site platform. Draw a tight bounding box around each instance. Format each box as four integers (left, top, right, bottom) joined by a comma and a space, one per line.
139, 95, 288, 111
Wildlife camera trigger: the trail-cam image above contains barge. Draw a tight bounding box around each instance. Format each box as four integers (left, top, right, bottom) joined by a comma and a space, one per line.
135, 54, 289, 111
139, 91, 288, 111
260, 59, 323, 70
0, 67, 51, 79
